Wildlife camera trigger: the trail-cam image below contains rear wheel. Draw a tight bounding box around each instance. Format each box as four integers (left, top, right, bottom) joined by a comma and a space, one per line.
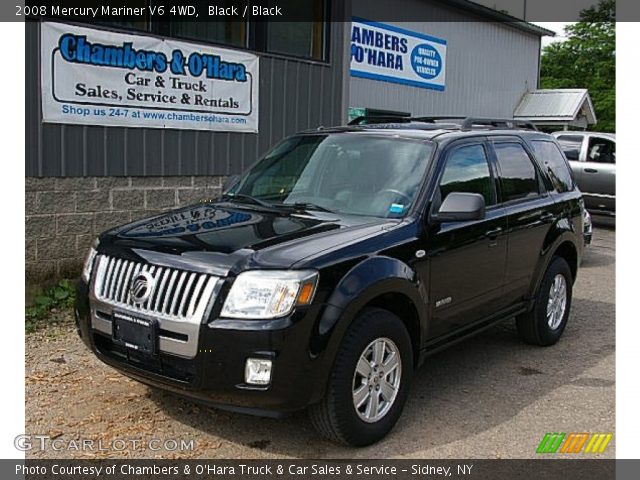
309, 308, 413, 446
517, 256, 573, 346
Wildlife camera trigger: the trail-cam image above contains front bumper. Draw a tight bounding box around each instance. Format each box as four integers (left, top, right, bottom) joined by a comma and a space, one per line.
75, 281, 333, 417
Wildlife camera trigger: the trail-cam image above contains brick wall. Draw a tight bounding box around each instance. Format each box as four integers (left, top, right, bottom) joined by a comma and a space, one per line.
25, 176, 226, 287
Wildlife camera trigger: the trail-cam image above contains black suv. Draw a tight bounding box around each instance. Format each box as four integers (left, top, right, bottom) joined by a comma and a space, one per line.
75, 117, 585, 446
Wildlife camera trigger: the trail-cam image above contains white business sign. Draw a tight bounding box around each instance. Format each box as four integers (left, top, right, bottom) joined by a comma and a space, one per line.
350, 18, 447, 91
41, 22, 259, 132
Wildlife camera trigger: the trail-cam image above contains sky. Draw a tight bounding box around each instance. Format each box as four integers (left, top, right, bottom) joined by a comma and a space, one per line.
533, 22, 574, 48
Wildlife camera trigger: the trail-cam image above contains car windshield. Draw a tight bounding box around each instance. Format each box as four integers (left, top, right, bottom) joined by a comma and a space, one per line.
228, 133, 434, 218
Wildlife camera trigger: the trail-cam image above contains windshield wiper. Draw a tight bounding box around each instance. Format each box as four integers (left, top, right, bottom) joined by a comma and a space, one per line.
222, 195, 335, 214
279, 202, 335, 214
221, 193, 277, 210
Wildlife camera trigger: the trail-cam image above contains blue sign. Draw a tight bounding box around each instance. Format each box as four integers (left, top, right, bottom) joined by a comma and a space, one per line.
350, 19, 447, 91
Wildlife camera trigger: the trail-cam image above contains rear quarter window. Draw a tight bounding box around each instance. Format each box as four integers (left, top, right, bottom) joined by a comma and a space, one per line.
555, 135, 583, 161
531, 140, 575, 193
493, 142, 540, 202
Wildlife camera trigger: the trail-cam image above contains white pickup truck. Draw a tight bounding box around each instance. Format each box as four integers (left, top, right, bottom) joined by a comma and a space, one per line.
552, 131, 616, 217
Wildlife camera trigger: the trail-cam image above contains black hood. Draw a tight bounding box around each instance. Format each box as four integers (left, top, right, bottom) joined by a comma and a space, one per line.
98, 203, 398, 273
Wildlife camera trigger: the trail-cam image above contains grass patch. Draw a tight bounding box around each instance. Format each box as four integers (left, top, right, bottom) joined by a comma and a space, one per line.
25, 279, 76, 334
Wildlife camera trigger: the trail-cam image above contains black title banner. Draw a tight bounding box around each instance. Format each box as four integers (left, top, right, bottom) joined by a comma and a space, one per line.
2, 459, 624, 480
2, 0, 630, 23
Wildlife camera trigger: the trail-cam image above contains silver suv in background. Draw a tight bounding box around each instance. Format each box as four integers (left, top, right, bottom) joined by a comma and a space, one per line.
552, 131, 616, 217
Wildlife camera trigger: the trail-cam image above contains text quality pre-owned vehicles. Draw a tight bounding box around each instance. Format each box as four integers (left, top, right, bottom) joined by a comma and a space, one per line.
76, 117, 585, 446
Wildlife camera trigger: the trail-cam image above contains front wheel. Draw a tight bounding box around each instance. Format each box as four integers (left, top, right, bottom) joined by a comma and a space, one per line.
309, 308, 413, 446
517, 256, 573, 346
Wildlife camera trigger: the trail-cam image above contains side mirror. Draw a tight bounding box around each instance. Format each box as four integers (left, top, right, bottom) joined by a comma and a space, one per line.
434, 192, 485, 222
222, 175, 241, 193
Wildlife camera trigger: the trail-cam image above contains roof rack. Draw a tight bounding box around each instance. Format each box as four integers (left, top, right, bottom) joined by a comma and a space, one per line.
348, 115, 538, 131
348, 115, 412, 125
460, 117, 538, 131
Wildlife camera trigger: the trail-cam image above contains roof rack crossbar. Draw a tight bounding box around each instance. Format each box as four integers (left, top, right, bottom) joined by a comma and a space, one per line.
460, 117, 538, 131
410, 116, 467, 123
347, 115, 412, 126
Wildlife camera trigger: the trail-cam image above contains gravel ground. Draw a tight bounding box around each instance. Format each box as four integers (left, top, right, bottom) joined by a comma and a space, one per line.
25, 226, 615, 459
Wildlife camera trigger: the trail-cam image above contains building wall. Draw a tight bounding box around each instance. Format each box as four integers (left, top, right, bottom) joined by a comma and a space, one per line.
25, 9, 350, 286
25, 14, 349, 177
26, 176, 225, 285
349, 0, 541, 117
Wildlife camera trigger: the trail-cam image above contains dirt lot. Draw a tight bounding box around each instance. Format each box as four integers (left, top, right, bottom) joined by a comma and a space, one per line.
25, 227, 615, 459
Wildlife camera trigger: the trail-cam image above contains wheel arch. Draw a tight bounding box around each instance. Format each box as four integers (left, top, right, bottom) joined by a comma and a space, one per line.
309, 256, 427, 402
554, 240, 579, 281
529, 234, 580, 302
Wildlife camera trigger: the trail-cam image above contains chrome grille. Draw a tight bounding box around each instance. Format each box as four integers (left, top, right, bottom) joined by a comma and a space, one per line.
92, 255, 218, 321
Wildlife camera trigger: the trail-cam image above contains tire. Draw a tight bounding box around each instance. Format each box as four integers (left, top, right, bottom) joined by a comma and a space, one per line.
309, 308, 413, 446
516, 256, 573, 346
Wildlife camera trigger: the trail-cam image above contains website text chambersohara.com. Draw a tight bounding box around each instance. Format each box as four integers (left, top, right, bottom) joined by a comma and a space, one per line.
61, 104, 248, 124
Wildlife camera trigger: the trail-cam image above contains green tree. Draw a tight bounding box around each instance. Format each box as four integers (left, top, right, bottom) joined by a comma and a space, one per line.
540, 0, 615, 132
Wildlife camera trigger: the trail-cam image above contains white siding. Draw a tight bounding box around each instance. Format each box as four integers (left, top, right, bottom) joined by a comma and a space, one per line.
349, 0, 541, 118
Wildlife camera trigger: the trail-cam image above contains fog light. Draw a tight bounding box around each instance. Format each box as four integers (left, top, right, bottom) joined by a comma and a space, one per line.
245, 358, 272, 385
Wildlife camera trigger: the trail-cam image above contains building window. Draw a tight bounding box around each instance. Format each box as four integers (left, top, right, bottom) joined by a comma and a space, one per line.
106, 20, 149, 31
97, 0, 149, 32
169, 21, 247, 48
263, 0, 326, 60
97, 0, 328, 61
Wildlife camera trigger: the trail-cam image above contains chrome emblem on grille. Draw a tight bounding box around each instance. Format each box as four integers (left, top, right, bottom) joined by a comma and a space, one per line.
130, 271, 155, 304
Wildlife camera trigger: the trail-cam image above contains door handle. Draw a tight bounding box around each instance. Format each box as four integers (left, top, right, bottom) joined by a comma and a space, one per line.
485, 227, 503, 239
584, 168, 598, 173
540, 212, 555, 222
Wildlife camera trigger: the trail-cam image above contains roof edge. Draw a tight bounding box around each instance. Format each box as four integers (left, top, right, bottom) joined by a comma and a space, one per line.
514, 89, 597, 125
433, 0, 556, 36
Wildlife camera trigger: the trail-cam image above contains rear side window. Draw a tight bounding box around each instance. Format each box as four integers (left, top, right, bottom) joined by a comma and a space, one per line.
531, 140, 574, 193
587, 137, 616, 164
493, 143, 540, 202
439, 144, 495, 206
555, 135, 583, 161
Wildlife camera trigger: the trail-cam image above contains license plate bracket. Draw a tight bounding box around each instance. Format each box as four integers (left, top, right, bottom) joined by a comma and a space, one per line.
112, 310, 158, 355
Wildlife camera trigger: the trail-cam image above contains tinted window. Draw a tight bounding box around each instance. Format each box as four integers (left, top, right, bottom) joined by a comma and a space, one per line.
587, 137, 616, 164
233, 134, 433, 218
555, 135, 583, 161
494, 143, 540, 202
439, 144, 495, 206
265, 0, 327, 60
531, 140, 574, 192
102, 1, 247, 48
101, 1, 328, 60
170, 21, 247, 48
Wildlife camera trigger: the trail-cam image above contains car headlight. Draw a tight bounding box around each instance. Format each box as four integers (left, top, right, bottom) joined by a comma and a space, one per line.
81, 239, 99, 283
221, 270, 318, 319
